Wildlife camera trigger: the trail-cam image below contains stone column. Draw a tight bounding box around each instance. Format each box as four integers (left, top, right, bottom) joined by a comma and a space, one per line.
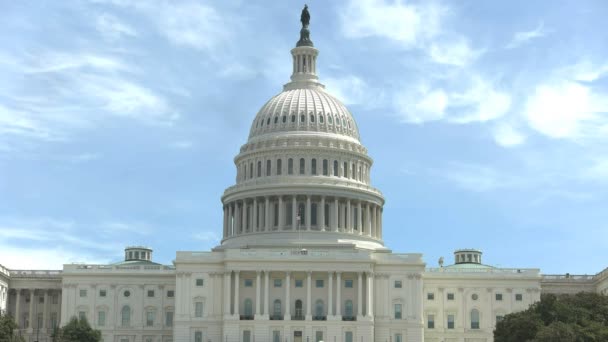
320, 196, 325, 231
42, 290, 48, 329
228, 204, 233, 236
346, 199, 352, 233
252, 198, 258, 232
306, 271, 312, 319
333, 198, 339, 232
305, 196, 311, 231
328, 272, 333, 317
336, 273, 342, 316
292, 196, 297, 230
223, 205, 227, 237
285, 272, 291, 319
278, 196, 284, 230
234, 203, 241, 234
371, 205, 377, 238
224, 272, 231, 316
234, 271, 240, 317
367, 273, 374, 317
264, 197, 270, 231
28, 289, 35, 331
264, 271, 270, 316
357, 273, 363, 317
255, 271, 261, 316
15, 290, 21, 326
357, 202, 363, 234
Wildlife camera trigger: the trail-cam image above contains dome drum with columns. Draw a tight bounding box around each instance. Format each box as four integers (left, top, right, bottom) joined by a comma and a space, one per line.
220, 14, 385, 251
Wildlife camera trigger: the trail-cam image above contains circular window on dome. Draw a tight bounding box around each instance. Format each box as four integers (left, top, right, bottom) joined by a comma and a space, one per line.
472, 294, 478, 301
124, 290, 131, 297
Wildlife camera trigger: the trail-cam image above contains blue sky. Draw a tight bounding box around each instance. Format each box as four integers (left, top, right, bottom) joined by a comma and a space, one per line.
1, 0, 607, 274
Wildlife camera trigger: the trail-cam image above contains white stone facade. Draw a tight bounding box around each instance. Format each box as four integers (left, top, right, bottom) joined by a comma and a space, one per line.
2, 9, 608, 342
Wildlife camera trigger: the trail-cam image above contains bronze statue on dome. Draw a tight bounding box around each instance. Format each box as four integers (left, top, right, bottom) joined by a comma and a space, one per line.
301, 4, 310, 28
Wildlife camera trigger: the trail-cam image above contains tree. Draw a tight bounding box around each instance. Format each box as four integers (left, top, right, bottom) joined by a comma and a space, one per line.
54, 316, 101, 342
0, 313, 25, 342
495, 292, 608, 342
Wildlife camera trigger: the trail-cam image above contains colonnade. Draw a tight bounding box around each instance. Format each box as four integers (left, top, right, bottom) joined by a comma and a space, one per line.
222, 195, 382, 239
11, 288, 60, 330
223, 270, 374, 320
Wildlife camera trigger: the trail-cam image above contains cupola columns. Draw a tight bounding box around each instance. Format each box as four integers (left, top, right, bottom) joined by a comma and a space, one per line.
284, 5, 323, 91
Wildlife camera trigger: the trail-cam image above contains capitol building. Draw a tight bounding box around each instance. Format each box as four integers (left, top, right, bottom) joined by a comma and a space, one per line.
1, 7, 607, 342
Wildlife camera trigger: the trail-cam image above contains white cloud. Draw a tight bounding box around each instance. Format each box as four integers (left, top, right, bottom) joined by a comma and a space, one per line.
323, 75, 384, 108
524, 82, 606, 139
493, 123, 526, 147
0, 245, 108, 270
433, 161, 518, 192
506, 22, 549, 49
429, 36, 482, 67
96, 13, 138, 41
340, 0, 444, 47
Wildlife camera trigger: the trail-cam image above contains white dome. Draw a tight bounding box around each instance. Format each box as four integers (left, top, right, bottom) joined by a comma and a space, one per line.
248, 87, 360, 143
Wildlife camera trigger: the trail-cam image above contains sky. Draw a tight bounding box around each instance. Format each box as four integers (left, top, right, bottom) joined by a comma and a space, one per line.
1, 0, 607, 274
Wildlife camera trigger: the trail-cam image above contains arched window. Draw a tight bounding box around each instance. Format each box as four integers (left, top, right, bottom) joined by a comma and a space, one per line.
311, 203, 317, 226
310, 114, 315, 122
345, 300, 353, 317
295, 299, 303, 318
311, 159, 317, 175
121, 306, 131, 327
261, 119, 264, 126
328, 116, 333, 124
277, 159, 282, 175
266, 160, 271, 176
351, 163, 355, 178
244, 299, 253, 317
320, 115, 324, 123
282, 115, 286, 123
288, 158, 293, 175
298, 203, 305, 225
343, 162, 348, 177
333, 160, 338, 176
315, 299, 324, 318
322, 159, 328, 176
257, 161, 262, 177
299, 158, 305, 175
273, 299, 282, 317
300, 114, 305, 122
471, 309, 480, 329
267, 118, 271, 125
249, 163, 253, 179
291, 114, 296, 123
274, 116, 278, 124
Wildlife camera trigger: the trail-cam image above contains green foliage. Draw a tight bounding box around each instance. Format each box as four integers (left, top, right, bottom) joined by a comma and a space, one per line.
0, 313, 24, 342
495, 292, 608, 342
54, 316, 101, 342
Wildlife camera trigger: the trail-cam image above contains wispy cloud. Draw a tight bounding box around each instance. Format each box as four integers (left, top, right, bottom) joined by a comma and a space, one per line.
506, 22, 549, 49
323, 75, 384, 108
432, 161, 520, 192
96, 13, 138, 41
492, 123, 526, 147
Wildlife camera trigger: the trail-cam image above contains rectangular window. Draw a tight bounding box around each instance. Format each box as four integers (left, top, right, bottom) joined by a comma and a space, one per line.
496, 315, 504, 322
316, 279, 324, 288
78, 311, 86, 320
52, 295, 58, 304
50, 313, 57, 328
447, 293, 455, 300
427, 293, 434, 300
295, 279, 303, 288
147, 290, 155, 297
277, 159, 282, 175
79, 289, 87, 297
515, 294, 523, 301
395, 334, 403, 342
345, 332, 353, 342
37, 313, 42, 328
146, 311, 155, 326
394, 303, 402, 319
394, 280, 402, 288
427, 314, 435, 329
447, 314, 455, 329
272, 330, 281, 342
344, 279, 353, 288
39, 296, 44, 304
195, 302, 203, 317
165, 311, 173, 326
495, 293, 503, 301
195, 331, 202, 342
288, 159, 293, 174
299, 158, 305, 174
343, 162, 348, 177
311, 159, 317, 175
167, 290, 175, 298
322, 159, 328, 175
196, 278, 204, 286
274, 279, 282, 287
243, 330, 251, 342
315, 331, 323, 342
244, 279, 253, 287
98, 311, 105, 326
99, 289, 107, 297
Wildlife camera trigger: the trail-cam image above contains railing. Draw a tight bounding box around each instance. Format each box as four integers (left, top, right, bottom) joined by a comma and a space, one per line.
342, 315, 356, 321
64, 264, 175, 272
542, 274, 595, 281
313, 315, 327, 321
270, 315, 283, 320
10, 270, 62, 278
426, 267, 539, 275
240, 315, 254, 320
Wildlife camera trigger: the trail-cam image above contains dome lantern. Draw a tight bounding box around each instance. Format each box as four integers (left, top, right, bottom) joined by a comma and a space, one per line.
284, 5, 323, 91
